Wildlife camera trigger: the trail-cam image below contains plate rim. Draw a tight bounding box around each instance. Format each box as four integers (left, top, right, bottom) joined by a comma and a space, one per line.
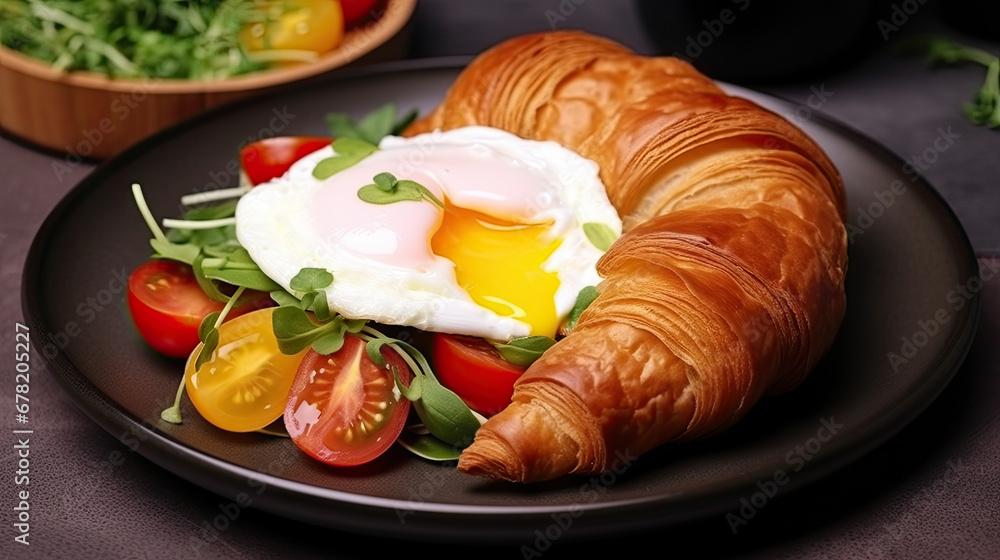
21, 56, 982, 543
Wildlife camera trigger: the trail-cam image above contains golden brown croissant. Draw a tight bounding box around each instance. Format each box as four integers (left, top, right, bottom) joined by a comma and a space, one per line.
406, 31, 848, 483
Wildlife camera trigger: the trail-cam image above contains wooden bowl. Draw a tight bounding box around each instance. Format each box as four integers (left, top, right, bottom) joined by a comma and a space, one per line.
0, 0, 416, 159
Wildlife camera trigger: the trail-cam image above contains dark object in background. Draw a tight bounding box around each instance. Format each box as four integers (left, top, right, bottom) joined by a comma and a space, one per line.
635, 0, 899, 84
940, 0, 1000, 41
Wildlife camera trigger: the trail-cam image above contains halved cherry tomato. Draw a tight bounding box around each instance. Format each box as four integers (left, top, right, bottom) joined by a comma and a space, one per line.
432, 334, 525, 416
127, 259, 265, 358
341, 0, 381, 27
240, 0, 345, 54
240, 136, 333, 185
284, 335, 412, 466
185, 307, 310, 432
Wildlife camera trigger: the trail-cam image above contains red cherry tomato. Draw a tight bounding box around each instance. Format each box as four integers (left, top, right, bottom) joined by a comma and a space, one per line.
341, 0, 381, 27
127, 259, 266, 358
432, 334, 525, 416
239, 136, 332, 185
284, 335, 412, 466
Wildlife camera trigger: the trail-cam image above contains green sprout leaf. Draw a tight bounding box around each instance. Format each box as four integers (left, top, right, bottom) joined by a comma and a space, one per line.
200, 265, 282, 292
271, 306, 365, 356
492, 335, 557, 368
269, 289, 303, 308
287, 267, 335, 320
363, 330, 481, 448
357, 172, 444, 208
198, 311, 222, 342
583, 222, 619, 252
289, 267, 334, 292
149, 238, 201, 265
195, 328, 220, 372
192, 254, 230, 304
326, 102, 419, 144
373, 171, 398, 191
397, 424, 463, 462
272, 306, 326, 354
566, 285, 600, 333
312, 137, 377, 180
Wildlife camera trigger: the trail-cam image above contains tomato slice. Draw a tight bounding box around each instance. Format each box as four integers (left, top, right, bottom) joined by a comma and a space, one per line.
240, 136, 332, 185
127, 259, 265, 358
185, 307, 309, 432
432, 334, 525, 416
284, 335, 411, 466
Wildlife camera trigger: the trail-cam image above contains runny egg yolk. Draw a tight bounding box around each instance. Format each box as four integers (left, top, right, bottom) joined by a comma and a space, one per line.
431, 203, 562, 339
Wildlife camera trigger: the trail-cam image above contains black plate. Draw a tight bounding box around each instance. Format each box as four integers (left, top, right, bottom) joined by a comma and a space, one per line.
22, 59, 980, 544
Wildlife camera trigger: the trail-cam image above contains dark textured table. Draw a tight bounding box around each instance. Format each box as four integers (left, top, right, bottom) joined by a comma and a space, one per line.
2, 1, 998, 558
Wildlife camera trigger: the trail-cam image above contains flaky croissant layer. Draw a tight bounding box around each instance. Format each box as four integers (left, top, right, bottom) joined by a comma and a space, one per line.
406, 31, 847, 483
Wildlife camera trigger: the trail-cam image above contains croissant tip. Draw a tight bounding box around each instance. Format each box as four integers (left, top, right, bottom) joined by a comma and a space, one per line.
457, 433, 526, 483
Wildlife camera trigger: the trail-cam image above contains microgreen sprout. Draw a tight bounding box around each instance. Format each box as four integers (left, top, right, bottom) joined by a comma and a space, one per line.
491, 335, 557, 368
271, 274, 368, 356
360, 327, 482, 448
566, 285, 600, 334
162, 217, 238, 230
583, 222, 618, 252
326, 103, 419, 145
312, 137, 378, 180
357, 172, 445, 208
132, 183, 169, 244
180, 186, 250, 206
916, 37, 1000, 128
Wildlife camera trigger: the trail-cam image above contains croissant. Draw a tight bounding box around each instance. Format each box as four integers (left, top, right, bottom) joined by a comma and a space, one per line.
405, 31, 848, 483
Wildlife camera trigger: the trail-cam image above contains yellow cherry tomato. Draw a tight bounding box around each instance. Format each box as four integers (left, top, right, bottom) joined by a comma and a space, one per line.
241, 0, 345, 54
185, 307, 309, 432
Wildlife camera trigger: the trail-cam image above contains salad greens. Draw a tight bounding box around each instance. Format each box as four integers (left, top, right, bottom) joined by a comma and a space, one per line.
0, 0, 267, 79
130, 102, 501, 456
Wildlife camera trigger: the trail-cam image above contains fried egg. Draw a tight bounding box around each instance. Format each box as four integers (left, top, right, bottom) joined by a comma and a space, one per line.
235, 126, 621, 341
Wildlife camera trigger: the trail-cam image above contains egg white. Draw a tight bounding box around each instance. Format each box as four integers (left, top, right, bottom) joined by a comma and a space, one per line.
235, 126, 621, 341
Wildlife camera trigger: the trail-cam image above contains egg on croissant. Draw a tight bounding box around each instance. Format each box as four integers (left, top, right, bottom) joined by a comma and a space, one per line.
404, 31, 848, 483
